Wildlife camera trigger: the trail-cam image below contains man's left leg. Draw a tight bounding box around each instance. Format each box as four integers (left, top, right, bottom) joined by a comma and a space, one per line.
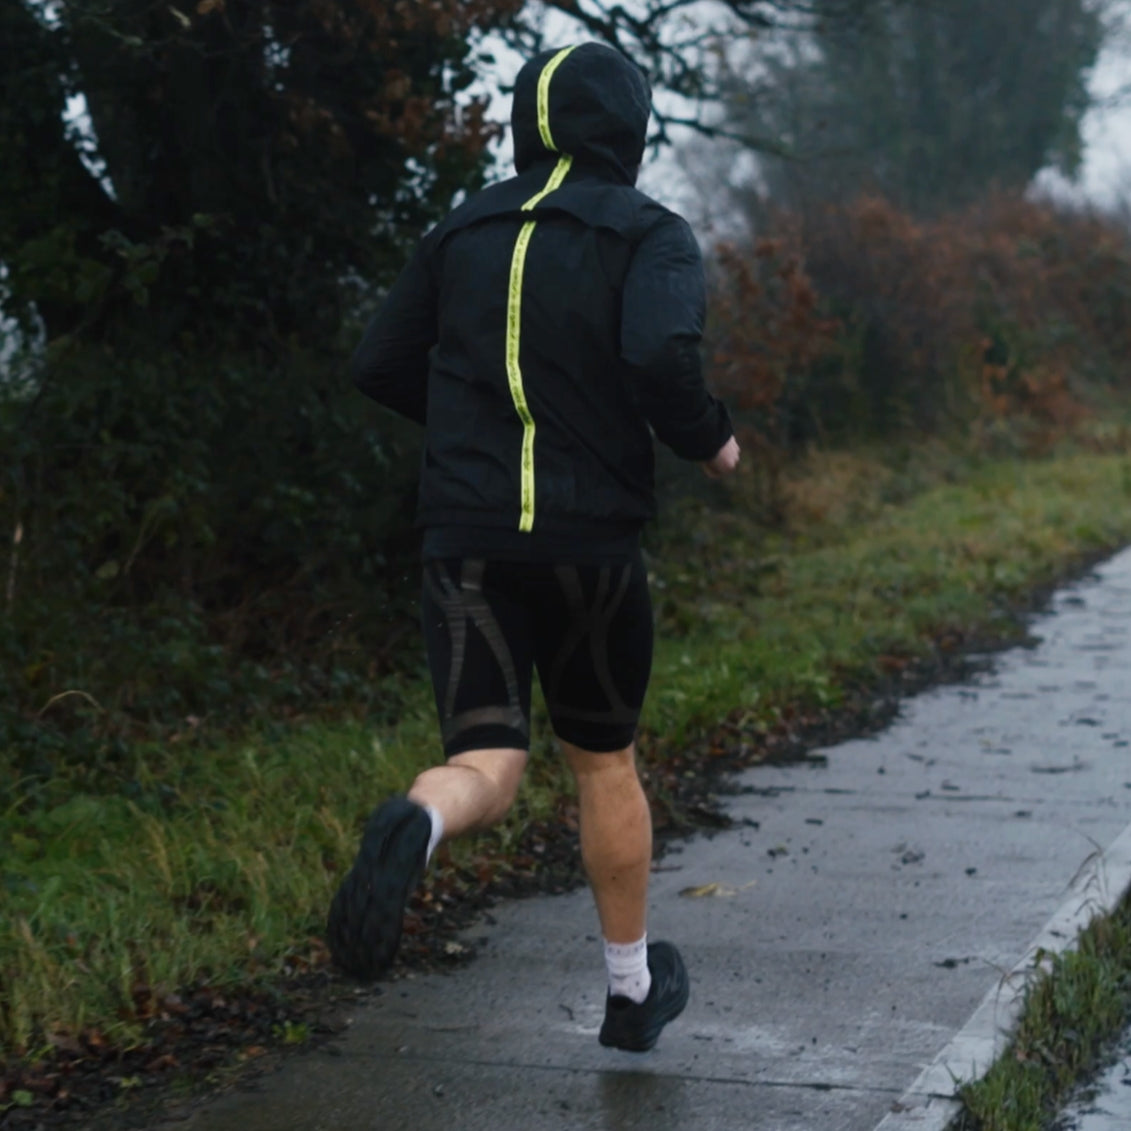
328, 558, 534, 981
326, 747, 526, 982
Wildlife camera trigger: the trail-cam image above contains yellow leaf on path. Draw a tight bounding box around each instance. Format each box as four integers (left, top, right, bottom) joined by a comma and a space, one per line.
678, 880, 757, 898
680, 882, 724, 898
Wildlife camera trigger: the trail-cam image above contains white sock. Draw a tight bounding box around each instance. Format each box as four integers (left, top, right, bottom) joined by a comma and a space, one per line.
605, 935, 651, 1004
423, 804, 445, 864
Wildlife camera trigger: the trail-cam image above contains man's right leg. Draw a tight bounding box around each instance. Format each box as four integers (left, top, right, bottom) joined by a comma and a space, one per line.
563, 739, 688, 1052
535, 556, 687, 1050
562, 741, 652, 945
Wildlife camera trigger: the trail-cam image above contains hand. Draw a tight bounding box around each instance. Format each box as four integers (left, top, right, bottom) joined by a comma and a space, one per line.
702, 435, 741, 479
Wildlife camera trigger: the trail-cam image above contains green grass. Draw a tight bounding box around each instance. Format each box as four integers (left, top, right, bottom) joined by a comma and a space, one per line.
954, 897, 1131, 1131
3, 449, 1131, 1056
644, 452, 1131, 742
3, 717, 412, 1051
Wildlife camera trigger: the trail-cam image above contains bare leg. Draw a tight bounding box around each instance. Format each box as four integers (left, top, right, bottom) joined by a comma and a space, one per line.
407, 747, 528, 841
563, 741, 652, 944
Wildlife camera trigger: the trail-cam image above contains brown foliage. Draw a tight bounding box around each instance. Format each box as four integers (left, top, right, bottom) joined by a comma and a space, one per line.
709, 191, 1131, 514
712, 234, 839, 413
709, 230, 840, 520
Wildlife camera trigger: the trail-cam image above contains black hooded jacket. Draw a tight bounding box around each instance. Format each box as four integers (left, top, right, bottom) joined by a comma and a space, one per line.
352, 42, 733, 560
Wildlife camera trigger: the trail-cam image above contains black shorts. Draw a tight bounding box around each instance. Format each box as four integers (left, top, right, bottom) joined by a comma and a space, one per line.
421, 554, 653, 756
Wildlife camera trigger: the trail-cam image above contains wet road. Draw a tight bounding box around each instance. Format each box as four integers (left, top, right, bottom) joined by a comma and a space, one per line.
157, 547, 1131, 1131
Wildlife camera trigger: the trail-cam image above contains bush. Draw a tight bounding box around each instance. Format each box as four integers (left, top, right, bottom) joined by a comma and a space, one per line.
0, 343, 422, 766
708, 192, 1131, 505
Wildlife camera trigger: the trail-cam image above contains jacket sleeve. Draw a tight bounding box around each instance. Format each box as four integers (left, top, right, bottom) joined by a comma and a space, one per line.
620, 213, 733, 461
350, 240, 437, 425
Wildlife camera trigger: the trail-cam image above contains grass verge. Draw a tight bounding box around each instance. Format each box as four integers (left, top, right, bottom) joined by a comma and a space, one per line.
4, 447, 1131, 1077
953, 894, 1131, 1131
644, 449, 1131, 745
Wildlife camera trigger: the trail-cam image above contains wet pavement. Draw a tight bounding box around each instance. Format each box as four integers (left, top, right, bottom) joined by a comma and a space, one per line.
157, 547, 1131, 1131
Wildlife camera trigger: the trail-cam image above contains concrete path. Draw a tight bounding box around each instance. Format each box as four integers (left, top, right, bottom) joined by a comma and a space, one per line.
159, 548, 1131, 1131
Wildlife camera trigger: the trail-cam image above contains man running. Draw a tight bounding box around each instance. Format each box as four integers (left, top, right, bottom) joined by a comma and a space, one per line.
329, 41, 740, 1053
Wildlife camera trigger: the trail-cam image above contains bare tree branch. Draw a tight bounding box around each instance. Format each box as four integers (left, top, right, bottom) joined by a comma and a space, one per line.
502, 0, 895, 150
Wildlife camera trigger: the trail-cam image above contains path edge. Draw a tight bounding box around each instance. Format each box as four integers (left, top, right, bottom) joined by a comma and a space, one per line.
872, 819, 1131, 1131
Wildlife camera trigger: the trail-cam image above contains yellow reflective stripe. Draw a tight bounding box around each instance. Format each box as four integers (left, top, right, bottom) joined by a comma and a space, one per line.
537, 45, 577, 152
506, 219, 539, 532
505, 153, 573, 533
505, 44, 577, 532
522, 154, 573, 210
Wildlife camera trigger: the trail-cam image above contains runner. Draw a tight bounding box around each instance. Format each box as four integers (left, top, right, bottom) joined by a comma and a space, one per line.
329, 41, 739, 1053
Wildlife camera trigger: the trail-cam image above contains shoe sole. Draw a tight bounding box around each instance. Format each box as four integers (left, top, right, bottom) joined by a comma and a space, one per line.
326, 799, 429, 982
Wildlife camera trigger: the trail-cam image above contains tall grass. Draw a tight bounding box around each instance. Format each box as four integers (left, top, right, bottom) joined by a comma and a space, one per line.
956, 900, 1131, 1131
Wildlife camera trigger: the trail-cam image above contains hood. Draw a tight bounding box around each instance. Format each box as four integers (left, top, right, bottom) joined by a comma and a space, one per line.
511, 43, 651, 185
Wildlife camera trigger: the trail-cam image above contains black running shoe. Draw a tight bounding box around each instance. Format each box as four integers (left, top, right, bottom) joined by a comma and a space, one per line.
598, 941, 690, 1052
326, 797, 431, 981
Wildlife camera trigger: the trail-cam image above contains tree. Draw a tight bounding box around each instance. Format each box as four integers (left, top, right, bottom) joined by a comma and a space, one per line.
722, 0, 1105, 215
0, 0, 532, 741
0, 0, 520, 349
0, 0, 907, 353
509, 0, 899, 143
0, 0, 914, 736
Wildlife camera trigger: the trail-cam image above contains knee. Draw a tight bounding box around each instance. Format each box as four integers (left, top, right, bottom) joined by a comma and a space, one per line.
564, 742, 639, 786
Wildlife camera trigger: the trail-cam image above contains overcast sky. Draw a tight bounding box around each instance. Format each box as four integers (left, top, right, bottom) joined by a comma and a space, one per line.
1031, 21, 1131, 206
